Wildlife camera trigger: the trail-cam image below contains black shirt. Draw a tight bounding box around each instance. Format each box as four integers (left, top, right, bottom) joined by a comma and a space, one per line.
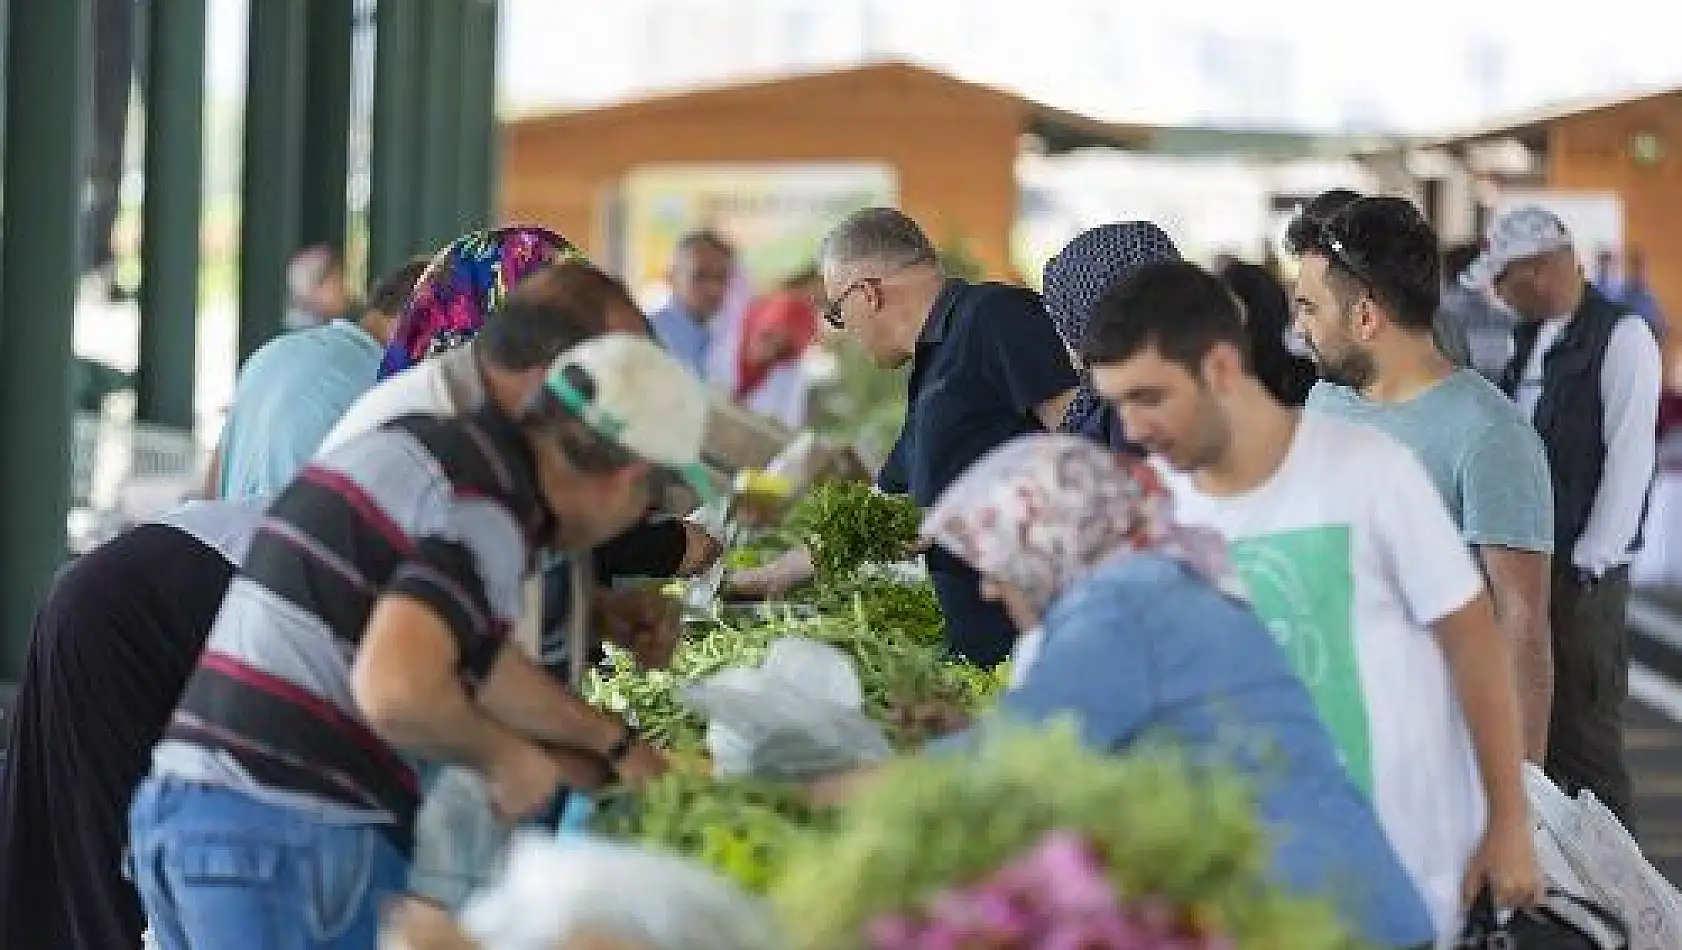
878, 279, 1079, 665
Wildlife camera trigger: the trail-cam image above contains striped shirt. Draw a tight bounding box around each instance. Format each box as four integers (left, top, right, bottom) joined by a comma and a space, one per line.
152, 406, 550, 854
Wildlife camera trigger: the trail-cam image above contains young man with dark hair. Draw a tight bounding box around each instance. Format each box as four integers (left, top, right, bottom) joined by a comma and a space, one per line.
1286, 189, 1472, 369
1083, 261, 1539, 942
1293, 197, 1556, 768
128, 334, 708, 950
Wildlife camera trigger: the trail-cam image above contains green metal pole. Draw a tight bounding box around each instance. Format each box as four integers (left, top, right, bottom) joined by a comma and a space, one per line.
137, 0, 206, 429
418, 0, 463, 248
299, 0, 354, 254
237, 0, 307, 364
456, 0, 498, 231
0, 0, 89, 678
369, 0, 424, 279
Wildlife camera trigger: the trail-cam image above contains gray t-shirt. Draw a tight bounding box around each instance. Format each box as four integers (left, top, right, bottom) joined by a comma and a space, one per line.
1306, 370, 1554, 553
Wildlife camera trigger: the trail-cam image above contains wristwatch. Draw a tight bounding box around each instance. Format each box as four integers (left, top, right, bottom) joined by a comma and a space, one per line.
605, 720, 639, 770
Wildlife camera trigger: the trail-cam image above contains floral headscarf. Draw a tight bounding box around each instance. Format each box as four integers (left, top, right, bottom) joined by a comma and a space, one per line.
1042, 222, 1182, 435
923, 434, 1236, 615
377, 225, 586, 379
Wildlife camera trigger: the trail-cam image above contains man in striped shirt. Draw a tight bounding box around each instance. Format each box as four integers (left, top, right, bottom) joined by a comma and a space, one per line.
128, 333, 713, 950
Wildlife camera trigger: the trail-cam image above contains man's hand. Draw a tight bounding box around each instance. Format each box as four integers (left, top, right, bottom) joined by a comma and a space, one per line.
483, 737, 604, 823
590, 588, 681, 669
611, 741, 670, 785
724, 545, 815, 601
1461, 812, 1544, 911
676, 523, 724, 577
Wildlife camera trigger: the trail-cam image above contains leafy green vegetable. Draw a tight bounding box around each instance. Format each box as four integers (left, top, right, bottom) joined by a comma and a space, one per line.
786, 481, 922, 583
773, 724, 1366, 950
592, 772, 834, 894
809, 576, 945, 646
585, 608, 1000, 753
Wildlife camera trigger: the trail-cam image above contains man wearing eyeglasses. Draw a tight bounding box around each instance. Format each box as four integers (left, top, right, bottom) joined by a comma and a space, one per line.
1288, 196, 1556, 781
815, 207, 1079, 666
1473, 205, 1663, 823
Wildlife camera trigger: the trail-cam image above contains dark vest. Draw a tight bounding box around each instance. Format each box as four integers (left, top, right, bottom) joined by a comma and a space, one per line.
1500, 285, 1643, 561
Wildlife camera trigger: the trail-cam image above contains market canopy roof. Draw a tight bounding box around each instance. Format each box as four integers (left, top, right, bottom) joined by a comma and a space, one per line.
504, 61, 1391, 162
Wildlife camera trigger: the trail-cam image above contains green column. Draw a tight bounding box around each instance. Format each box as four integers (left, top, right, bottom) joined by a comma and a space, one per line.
417, 0, 463, 248
0, 0, 89, 677
456, 0, 499, 230
369, 0, 424, 279
298, 0, 354, 254
237, 0, 306, 364
137, 0, 206, 429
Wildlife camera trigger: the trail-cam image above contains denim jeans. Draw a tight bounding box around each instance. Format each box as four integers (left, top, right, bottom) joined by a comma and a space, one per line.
128, 777, 407, 950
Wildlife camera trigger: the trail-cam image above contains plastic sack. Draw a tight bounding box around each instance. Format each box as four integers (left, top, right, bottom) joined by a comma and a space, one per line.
682, 637, 892, 780
409, 766, 514, 912
1526, 763, 1682, 950
458, 832, 784, 950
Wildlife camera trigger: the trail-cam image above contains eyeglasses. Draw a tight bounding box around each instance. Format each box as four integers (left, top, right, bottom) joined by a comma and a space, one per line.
819, 254, 937, 330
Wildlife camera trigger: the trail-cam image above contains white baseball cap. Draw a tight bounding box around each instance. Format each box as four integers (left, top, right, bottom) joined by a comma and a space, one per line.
1462, 205, 1575, 289
541, 332, 714, 502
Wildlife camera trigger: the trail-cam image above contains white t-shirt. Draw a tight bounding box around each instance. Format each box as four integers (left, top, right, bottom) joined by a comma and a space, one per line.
1160, 411, 1486, 941
317, 357, 458, 456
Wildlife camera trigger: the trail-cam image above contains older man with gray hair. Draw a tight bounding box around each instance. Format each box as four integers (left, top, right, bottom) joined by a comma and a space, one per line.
813, 207, 1079, 666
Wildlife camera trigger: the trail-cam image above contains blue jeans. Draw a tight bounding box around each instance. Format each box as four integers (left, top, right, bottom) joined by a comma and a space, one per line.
128, 777, 407, 950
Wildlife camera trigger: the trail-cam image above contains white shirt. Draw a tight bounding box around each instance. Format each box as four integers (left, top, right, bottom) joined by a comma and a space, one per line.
317, 358, 457, 456
1515, 313, 1662, 574
1160, 411, 1486, 942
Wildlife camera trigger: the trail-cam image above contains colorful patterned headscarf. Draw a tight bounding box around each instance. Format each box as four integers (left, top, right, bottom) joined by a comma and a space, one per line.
923, 434, 1236, 615
1042, 222, 1182, 434
377, 226, 585, 379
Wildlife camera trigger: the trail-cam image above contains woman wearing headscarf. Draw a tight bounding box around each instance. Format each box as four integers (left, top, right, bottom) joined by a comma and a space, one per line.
731, 290, 822, 429
823, 435, 1437, 949
1041, 222, 1182, 452
0, 499, 267, 950
1218, 259, 1320, 406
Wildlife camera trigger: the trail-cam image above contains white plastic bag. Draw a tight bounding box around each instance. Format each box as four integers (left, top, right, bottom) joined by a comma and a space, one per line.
459, 832, 783, 950
682, 637, 892, 779
1525, 763, 1682, 950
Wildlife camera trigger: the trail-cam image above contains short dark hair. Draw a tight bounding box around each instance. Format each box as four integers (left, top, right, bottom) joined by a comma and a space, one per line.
477, 261, 640, 372
366, 256, 431, 316
674, 230, 735, 259
1317, 197, 1442, 331
1442, 242, 1482, 283
1082, 261, 1251, 375
1284, 188, 1362, 257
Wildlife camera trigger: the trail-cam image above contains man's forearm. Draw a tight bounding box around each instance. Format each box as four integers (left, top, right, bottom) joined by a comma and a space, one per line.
478, 646, 627, 757
1501, 603, 1553, 762
1438, 600, 1530, 825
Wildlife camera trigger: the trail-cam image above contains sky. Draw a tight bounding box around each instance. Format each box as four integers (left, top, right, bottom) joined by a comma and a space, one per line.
202, 0, 1682, 135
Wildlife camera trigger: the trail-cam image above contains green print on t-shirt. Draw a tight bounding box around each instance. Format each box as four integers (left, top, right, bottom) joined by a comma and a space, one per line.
1227, 526, 1372, 794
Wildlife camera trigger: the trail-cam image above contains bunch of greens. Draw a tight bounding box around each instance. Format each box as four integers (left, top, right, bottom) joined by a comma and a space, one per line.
810, 577, 945, 646
592, 771, 835, 894
786, 481, 922, 583
772, 724, 1364, 950
584, 611, 1003, 753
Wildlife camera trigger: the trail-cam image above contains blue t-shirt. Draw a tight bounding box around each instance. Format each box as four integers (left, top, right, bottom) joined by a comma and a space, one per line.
967, 554, 1434, 948
648, 301, 715, 379
877, 280, 1079, 666
1306, 370, 1554, 553
220, 320, 384, 500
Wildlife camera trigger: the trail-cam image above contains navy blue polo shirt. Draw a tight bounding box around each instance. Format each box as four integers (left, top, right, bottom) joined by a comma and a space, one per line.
878, 279, 1079, 666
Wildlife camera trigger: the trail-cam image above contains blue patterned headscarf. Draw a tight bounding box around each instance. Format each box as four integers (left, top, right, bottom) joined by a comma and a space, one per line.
377, 226, 586, 380
1042, 222, 1182, 435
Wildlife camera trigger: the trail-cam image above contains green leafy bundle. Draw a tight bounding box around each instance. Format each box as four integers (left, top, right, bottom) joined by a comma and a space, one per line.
810, 576, 945, 645
772, 724, 1366, 950
592, 772, 835, 894
584, 610, 1001, 753
786, 481, 922, 583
